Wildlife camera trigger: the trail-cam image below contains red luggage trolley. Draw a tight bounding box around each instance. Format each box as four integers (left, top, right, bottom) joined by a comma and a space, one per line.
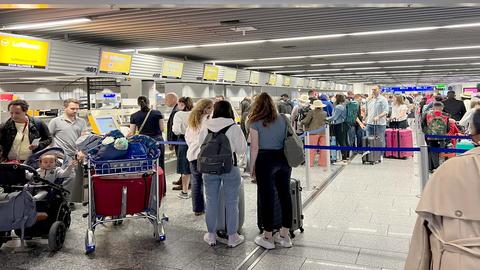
84, 156, 167, 254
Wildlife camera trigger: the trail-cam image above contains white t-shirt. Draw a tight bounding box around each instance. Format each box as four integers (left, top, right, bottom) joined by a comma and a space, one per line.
391, 104, 409, 122
172, 111, 190, 136
8, 122, 32, 161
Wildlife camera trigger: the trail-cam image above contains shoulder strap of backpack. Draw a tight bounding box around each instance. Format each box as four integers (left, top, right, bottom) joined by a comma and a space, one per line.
218, 123, 235, 134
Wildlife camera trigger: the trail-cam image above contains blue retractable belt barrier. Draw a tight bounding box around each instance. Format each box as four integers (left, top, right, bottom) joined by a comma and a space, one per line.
157, 141, 188, 145
303, 145, 469, 154
425, 134, 471, 140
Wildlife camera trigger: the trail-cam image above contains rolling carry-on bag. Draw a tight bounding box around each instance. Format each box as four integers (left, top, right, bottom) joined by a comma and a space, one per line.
385, 128, 395, 158
362, 134, 382, 165
257, 178, 305, 238
216, 179, 245, 239
392, 128, 414, 159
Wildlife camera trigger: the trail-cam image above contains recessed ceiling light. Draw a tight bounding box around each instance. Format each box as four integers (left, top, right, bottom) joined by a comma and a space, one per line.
2, 17, 91, 30
124, 21, 480, 53
330, 61, 376, 66
350, 26, 439, 36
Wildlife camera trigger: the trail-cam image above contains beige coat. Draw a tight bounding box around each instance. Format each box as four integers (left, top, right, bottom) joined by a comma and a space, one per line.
301, 109, 327, 132
405, 147, 480, 270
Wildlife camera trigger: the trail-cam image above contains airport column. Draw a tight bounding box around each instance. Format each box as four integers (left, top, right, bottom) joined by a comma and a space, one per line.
142, 80, 156, 107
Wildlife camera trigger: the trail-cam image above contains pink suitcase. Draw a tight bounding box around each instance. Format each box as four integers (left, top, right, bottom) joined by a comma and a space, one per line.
385, 129, 395, 157
392, 128, 414, 158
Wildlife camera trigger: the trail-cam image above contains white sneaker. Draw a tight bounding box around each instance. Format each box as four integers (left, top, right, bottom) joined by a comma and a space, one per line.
274, 234, 293, 248
227, 234, 245, 248
255, 235, 275, 249
177, 191, 191, 199
203, 232, 216, 246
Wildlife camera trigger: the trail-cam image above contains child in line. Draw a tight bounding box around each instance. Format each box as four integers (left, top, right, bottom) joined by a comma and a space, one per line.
28, 154, 77, 185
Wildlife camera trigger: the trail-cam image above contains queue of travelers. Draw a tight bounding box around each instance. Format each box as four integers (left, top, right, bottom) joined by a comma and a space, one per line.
1, 87, 477, 253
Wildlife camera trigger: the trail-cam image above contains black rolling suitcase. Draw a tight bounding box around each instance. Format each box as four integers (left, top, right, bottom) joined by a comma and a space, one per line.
257, 178, 304, 238
362, 134, 382, 164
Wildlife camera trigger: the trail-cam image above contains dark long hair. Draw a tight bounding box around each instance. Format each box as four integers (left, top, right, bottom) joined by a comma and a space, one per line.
247, 92, 278, 127
178, 97, 193, 111
335, 94, 346, 106
212, 100, 235, 120
137, 96, 150, 112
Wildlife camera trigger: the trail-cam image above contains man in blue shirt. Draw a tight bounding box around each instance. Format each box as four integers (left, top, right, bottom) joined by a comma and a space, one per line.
319, 94, 334, 117
365, 85, 390, 153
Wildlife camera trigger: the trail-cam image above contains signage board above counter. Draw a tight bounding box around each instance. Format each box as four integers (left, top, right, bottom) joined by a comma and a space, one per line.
283, 76, 291, 87
382, 85, 434, 92
203, 64, 219, 81
162, 59, 184, 78
268, 74, 277, 85
249, 71, 260, 84
99, 51, 132, 75
0, 34, 49, 69
223, 68, 237, 82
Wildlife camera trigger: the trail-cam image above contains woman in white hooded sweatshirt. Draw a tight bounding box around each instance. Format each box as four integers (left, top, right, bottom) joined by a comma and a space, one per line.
185, 99, 214, 216
197, 100, 247, 248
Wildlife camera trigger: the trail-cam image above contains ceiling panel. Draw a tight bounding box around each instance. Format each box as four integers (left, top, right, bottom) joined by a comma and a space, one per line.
3, 7, 480, 84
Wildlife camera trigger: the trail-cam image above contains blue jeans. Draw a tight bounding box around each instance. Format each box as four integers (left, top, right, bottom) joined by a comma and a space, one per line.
366, 124, 387, 154
203, 167, 241, 235
355, 125, 365, 150
189, 160, 205, 213
347, 124, 356, 147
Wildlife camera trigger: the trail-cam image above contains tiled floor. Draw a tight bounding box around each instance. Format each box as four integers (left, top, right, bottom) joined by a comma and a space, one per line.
252, 155, 420, 270
0, 162, 339, 270
0, 151, 419, 270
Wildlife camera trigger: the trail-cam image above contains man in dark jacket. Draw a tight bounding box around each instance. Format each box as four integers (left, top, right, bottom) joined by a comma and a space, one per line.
277, 94, 294, 114
165, 92, 182, 188
0, 99, 52, 161
443, 90, 467, 121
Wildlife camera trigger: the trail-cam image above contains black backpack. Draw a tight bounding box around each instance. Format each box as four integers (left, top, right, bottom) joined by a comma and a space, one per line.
198, 124, 236, 175
296, 106, 311, 123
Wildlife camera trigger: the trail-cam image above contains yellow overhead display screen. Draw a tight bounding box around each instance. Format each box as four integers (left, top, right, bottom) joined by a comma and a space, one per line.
297, 78, 305, 88
268, 74, 277, 86
203, 65, 219, 81
0, 34, 49, 69
223, 68, 237, 82
99, 51, 132, 75
162, 60, 184, 78
249, 71, 260, 84
283, 76, 291, 86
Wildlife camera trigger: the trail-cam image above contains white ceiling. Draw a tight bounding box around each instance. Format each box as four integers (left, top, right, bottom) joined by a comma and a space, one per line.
3, 7, 480, 84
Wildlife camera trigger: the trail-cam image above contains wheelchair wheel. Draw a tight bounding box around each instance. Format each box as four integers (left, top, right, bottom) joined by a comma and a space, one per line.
48, 221, 66, 252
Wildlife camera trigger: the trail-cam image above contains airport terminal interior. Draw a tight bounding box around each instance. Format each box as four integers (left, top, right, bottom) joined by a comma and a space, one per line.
1, 1, 480, 270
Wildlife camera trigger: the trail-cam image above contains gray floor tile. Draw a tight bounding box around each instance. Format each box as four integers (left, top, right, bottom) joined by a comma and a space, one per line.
253, 253, 306, 270
339, 233, 410, 253
356, 249, 408, 270
280, 242, 360, 264
301, 259, 380, 270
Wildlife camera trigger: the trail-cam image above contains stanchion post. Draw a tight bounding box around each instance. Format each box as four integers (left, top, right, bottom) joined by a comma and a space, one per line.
419, 144, 429, 193
305, 131, 311, 191
325, 125, 331, 170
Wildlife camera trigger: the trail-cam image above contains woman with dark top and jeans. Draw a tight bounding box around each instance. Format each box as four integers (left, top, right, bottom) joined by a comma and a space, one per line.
173, 97, 194, 199
327, 94, 349, 165
248, 92, 293, 250
185, 99, 214, 216
129, 96, 166, 178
